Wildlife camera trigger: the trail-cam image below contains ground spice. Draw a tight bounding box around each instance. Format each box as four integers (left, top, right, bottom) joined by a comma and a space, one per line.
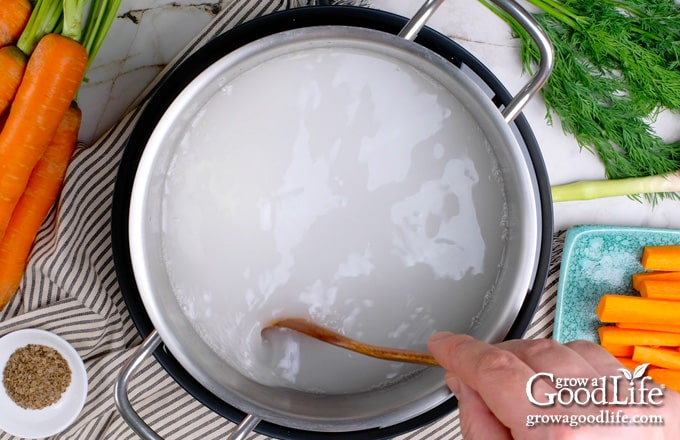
2, 344, 72, 409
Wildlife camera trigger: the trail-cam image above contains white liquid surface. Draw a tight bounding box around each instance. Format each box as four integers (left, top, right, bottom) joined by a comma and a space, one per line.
161, 47, 507, 394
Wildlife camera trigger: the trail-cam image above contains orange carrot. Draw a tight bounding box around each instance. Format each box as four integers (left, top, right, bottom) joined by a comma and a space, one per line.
632, 271, 680, 291
599, 326, 680, 347
638, 278, 680, 300
601, 343, 635, 357
0, 103, 81, 309
633, 346, 680, 370
642, 245, 680, 271
617, 321, 680, 334
0, 0, 32, 46
647, 368, 680, 393
0, 46, 27, 115
615, 357, 641, 370
596, 294, 680, 324
0, 33, 88, 242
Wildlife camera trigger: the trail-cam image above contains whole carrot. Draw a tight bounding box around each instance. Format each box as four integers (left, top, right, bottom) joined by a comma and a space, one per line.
0, 0, 32, 46
0, 103, 81, 309
0, 46, 27, 115
0, 33, 88, 242
0, 0, 63, 118
0, 0, 123, 308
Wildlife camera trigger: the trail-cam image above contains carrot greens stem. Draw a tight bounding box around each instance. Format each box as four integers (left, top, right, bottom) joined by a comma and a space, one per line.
63, 0, 89, 42
16, 0, 122, 63
16, 0, 62, 55
81, 0, 122, 67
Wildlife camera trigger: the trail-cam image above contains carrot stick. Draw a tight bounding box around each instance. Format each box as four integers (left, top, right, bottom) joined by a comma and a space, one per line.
0, 46, 27, 116
615, 357, 641, 370
599, 326, 680, 347
0, 0, 32, 46
0, 33, 88, 242
633, 346, 680, 370
617, 322, 680, 334
596, 294, 680, 324
642, 245, 680, 272
0, 103, 81, 309
632, 271, 680, 291
601, 343, 635, 357
647, 368, 680, 393
638, 279, 680, 300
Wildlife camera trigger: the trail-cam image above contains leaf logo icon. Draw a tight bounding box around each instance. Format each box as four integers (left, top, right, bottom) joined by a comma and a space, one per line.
633, 363, 650, 380
618, 363, 650, 385
618, 368, 633, 381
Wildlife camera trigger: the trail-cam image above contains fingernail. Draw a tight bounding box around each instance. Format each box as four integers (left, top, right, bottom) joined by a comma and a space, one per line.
428, 331, 453, 345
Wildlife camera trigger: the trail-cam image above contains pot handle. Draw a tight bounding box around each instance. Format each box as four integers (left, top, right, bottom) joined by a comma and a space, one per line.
399, 0, 554, 124
114, 329, 263, 440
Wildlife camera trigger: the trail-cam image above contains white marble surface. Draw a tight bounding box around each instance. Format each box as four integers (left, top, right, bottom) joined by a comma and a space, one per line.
78, 0, 680, 233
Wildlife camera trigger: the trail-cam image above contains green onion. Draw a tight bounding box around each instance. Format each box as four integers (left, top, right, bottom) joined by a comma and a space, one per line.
552, 172, 680, 203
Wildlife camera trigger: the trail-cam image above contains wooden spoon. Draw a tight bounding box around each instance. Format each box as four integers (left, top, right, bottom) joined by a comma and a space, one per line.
263, 318, 439, 367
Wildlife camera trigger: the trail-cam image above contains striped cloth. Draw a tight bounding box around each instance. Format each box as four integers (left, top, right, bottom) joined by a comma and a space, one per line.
0, 1, 563, 438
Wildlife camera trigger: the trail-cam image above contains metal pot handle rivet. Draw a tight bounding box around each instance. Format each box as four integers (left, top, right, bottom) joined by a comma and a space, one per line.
114, 330, 262, 440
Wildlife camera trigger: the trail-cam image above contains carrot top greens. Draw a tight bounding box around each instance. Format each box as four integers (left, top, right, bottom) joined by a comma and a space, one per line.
17, 0, 122, 65
81, 0, 122, 67
63, 0, 88, 42
483, 0, 680, 202
16, 0, 61, 55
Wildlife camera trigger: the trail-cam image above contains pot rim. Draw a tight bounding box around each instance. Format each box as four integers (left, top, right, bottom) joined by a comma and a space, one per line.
132, 24, 539, 430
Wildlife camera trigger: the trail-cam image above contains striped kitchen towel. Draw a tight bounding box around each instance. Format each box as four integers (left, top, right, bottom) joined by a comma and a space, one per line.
0, 0, 561, 438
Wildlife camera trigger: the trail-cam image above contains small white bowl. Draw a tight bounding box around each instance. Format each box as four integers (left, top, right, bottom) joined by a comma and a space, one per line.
0, 329, 88, 439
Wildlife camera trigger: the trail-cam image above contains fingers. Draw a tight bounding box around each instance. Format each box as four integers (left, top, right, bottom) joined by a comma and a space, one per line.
428, 332, 546, 431
499, 338, 602, 379
564, 339, 627, 376
429, 333, 680, 439
451, 377, 512, 440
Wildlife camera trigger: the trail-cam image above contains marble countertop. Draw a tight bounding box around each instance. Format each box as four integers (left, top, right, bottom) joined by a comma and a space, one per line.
77, 0, 680, 232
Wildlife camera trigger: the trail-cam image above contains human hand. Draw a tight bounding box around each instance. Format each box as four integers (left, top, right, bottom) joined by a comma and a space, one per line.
427, 332, 680, 439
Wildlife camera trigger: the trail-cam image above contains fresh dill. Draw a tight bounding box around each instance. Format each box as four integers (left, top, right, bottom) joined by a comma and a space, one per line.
484, 0, 680, 201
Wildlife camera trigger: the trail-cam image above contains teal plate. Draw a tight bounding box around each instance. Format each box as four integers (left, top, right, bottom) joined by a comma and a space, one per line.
553, 225, 680, 344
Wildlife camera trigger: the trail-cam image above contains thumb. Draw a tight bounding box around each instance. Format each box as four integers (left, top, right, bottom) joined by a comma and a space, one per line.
427, 331, 459, 371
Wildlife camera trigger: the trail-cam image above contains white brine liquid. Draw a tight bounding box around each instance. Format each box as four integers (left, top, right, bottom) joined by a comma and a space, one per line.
162, 46, 507, 394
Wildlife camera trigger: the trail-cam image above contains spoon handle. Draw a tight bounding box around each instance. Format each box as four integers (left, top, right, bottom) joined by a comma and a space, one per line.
269, 318, 440, 367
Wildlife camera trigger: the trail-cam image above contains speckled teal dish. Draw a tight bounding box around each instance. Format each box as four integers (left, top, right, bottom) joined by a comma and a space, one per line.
553, 225, 680, 344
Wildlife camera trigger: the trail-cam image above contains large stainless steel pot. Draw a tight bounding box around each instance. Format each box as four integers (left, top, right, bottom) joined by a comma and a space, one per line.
111, 1, 554, 439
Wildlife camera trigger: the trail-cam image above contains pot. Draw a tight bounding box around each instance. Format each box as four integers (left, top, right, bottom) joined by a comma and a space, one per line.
111, 1, 554, 439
